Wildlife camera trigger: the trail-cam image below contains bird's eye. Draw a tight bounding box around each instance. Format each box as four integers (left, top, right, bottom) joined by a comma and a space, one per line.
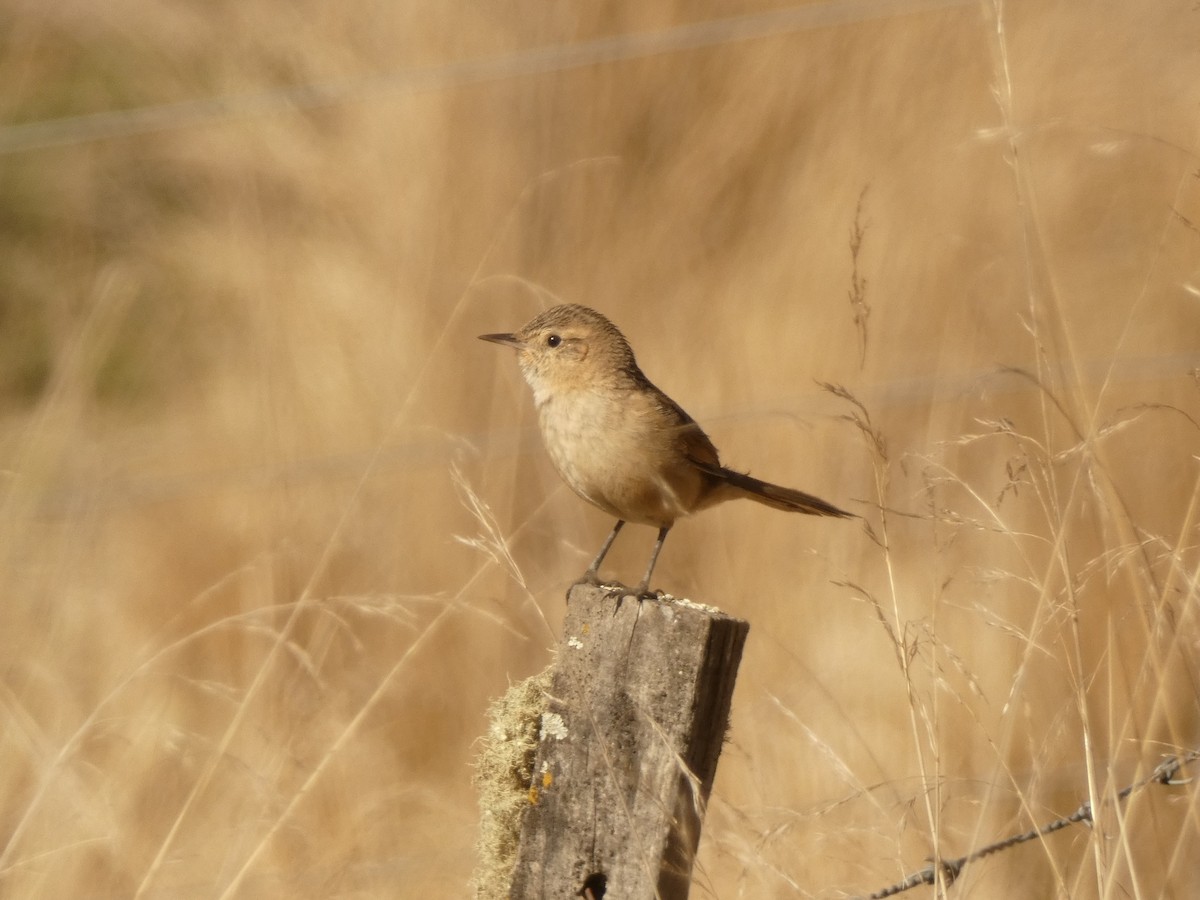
546, 334, 562, 348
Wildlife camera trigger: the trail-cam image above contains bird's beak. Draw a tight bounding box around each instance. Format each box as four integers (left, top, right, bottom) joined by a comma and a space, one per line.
478, 332, 525, 350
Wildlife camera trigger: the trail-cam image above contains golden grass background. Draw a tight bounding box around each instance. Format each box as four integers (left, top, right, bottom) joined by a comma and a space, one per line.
2, 1, 1198, 897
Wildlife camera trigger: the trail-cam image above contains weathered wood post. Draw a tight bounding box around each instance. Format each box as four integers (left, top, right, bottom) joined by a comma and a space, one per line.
509, 582, 750, 899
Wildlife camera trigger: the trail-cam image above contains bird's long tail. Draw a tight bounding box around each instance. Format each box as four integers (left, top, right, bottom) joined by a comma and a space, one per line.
714, 467, 853, 518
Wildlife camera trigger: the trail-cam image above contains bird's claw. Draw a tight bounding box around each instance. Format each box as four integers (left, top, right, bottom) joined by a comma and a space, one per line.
629, 585, 663, 602
571, 576, 663, 605
573, 574, 629, 593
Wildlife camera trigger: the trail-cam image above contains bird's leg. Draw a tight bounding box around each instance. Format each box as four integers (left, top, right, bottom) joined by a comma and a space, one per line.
580, 520, 625, 585
632, 526, 671, 598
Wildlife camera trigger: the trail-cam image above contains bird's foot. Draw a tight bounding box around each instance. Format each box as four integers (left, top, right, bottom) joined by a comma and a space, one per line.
609, 583, 662, 611
573, 574, 629, 594
571, 577, 664, 605
629, 583, 664, 602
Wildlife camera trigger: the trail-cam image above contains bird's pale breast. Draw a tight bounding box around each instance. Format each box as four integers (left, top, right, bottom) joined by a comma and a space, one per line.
536, 386, 703, 527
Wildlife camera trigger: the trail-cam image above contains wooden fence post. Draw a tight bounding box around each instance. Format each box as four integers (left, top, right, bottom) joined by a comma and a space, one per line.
509, 582, 750, 899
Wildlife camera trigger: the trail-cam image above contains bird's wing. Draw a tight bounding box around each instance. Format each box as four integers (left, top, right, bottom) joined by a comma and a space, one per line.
680, 423, 721, 470
651, 386, 722, 469
632, 368, 723, 469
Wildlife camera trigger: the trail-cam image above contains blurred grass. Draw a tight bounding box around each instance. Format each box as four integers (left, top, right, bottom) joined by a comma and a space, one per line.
1, 1, 1198, 897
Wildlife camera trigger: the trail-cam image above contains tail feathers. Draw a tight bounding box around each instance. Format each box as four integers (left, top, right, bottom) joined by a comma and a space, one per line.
715, 467, 853, 518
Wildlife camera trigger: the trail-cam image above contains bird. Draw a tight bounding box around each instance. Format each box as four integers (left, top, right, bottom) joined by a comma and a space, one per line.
479, 304, 853, 597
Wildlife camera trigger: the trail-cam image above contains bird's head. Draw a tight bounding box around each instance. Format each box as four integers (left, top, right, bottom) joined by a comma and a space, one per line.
479, 304, 638, 403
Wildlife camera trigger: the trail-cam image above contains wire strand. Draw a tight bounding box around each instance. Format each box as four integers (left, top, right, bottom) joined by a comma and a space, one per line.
861, 750, 1200, 899
1, 0, 970, 154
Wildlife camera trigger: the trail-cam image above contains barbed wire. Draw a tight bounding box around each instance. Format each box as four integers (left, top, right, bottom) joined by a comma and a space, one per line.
0, 0, 971, 154
860, 750, 1200, 898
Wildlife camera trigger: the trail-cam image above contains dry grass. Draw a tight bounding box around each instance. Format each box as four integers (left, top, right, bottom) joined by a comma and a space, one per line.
1, 1, 1198, 897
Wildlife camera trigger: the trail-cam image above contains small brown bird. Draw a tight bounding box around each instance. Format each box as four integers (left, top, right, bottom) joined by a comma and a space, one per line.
480, 304, 852, 596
